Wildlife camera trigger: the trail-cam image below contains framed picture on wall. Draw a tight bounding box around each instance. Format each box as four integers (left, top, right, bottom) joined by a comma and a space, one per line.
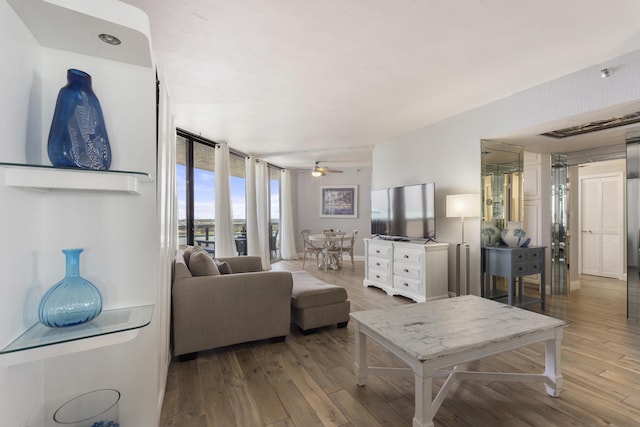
320, 185, 358, 218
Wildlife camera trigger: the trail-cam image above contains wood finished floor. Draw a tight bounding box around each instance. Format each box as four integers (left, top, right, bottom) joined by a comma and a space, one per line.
160, 260, 640, 426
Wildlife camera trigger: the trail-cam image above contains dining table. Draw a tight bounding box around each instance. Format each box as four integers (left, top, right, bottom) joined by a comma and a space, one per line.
308, 232, 353, 270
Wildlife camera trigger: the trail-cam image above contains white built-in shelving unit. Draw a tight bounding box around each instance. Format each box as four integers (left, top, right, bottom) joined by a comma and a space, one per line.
1, 1, 166, 425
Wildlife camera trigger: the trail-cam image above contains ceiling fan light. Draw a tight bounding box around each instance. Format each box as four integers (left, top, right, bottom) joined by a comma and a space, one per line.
311, 170, 323, 177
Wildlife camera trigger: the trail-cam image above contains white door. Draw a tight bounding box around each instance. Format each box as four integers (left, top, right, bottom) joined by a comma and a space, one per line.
580, 173, 624, 279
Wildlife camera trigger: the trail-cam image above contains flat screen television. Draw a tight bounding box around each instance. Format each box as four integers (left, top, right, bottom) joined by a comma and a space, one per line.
370, 188, 390, 236
370, 183, 436, 241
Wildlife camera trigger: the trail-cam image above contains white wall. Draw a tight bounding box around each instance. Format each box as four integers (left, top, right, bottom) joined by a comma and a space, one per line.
373, 49, 640, 295
294, 166, 372, 258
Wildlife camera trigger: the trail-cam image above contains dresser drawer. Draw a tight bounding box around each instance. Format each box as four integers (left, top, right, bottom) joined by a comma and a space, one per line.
512, 262, 527, 275
393, 276, 422, 293
393, 262, 422, 280
394, 247, 421, 264
510, 249, 527, 263
368, 243, 391, 258
368, 256, 390, 272
368, 269, 389, 285
526, 248, 543, 262
527, 261, 543, 274
509, 247, 543, 264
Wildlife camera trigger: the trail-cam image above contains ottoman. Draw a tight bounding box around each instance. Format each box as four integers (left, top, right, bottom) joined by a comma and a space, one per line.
290, 271, 350, 334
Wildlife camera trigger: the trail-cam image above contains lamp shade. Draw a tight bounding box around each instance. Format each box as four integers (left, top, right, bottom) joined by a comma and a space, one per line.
446, 194, 480, 218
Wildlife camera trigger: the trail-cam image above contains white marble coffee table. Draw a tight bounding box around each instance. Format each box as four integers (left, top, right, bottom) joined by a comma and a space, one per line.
350, 295, 567, 427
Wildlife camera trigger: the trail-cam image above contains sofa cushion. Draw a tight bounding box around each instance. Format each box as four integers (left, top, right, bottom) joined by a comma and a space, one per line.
290, 271, 348, 309
189, 250, 221, 276
183, 245, 195, 265
214, 260, 233, 275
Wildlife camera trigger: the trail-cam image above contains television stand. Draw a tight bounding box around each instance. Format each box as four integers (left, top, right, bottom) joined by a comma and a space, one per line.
363, 238, 449, 302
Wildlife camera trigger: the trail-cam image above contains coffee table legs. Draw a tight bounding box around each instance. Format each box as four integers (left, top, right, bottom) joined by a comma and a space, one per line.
354, 325, 437, 427
352, 321, 563, 426
414, 371, 436, 427
544, 329, 563, 397
354, 327, 368, 386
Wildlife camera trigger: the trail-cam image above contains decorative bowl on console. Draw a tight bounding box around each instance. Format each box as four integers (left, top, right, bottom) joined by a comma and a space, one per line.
500, 221, 530, 247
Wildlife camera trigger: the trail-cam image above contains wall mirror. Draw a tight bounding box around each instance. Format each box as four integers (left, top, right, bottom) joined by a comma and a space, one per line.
481, 140, 524, 246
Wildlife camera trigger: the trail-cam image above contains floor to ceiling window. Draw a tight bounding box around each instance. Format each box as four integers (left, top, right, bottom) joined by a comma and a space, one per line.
229, 153, 247, 254
176, 129, 216, 250
176, 129, 282, 259
176, 135, 188, 247
192, 141, 216, 251
269, 166, 281, 259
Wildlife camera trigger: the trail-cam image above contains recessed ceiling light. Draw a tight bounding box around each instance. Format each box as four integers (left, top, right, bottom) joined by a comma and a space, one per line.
98, 33, 121, 45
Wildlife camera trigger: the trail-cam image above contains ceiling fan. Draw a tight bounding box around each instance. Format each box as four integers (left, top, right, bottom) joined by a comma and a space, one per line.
311, 161, 343, 177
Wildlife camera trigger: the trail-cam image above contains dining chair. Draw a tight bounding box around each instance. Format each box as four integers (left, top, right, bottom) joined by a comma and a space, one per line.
340, 230, 358, 270
323, 231, 346, 272
301, 229, 324, 268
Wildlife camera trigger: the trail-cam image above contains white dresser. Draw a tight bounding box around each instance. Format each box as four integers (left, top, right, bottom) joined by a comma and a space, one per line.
363, 238, 449, 302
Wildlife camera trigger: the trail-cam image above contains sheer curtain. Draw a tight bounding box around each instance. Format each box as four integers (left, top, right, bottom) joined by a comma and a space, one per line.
214, 143, 237, 257
280, 169, 299, 259
256, 160, 271, 269
244, 156, 260, 256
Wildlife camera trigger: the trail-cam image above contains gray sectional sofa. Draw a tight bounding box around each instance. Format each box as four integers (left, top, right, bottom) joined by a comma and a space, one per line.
171, 249, 293, 359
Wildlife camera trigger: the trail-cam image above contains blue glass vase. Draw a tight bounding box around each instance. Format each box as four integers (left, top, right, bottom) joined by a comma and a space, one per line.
47, 69, 112, 170
38, 249, 103, 328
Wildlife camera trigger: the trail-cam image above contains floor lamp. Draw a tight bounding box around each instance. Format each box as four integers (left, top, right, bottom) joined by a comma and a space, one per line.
446, 194, 480, 296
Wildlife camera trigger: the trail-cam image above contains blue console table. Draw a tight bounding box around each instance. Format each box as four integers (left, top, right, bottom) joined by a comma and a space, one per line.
482, 246, 546, 309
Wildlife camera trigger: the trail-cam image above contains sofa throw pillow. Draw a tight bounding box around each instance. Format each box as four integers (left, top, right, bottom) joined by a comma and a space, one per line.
183, 245, 196, 265
214, 260, 232, 275
189, 251, 220, 276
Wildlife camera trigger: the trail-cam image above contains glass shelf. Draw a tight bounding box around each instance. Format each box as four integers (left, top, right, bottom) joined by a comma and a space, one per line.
0, 305, 153, 364
0, 162, 153, 194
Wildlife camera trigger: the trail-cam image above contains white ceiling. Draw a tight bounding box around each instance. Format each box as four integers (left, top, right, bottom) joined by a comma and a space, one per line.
122, 0, 640, 169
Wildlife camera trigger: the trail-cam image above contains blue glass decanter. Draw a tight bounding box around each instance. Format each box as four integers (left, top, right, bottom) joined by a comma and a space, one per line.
38, 249, 103, 328
47, 69, 112, 170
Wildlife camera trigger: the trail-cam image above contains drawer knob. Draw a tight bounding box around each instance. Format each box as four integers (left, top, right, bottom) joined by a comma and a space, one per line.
403, 283, 409, 287
376, 275, 380, 279
404, 254, 409, 259
404, 268, 409, 273
376, 250, 380, 254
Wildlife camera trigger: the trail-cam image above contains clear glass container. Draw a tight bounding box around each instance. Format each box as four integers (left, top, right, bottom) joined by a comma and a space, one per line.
53, 389, 119, 426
